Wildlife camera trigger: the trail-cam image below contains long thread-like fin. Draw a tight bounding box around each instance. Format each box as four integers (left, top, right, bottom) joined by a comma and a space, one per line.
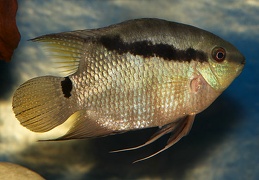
133, 115, 195, 163
12, 76, 77, 132
110, 121, 180, 153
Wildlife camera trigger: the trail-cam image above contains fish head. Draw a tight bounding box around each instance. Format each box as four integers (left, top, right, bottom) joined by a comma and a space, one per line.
197, 37, 245, 92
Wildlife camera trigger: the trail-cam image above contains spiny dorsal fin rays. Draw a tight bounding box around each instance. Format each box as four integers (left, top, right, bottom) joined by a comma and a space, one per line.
110, 120, 181, 153
133, 115, 195, 163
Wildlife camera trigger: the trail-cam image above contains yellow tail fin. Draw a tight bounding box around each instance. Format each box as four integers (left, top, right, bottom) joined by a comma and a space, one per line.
12, 76, 77, 132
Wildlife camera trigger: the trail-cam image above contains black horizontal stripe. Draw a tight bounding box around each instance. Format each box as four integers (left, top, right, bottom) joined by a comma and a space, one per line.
99, 35, 207, 63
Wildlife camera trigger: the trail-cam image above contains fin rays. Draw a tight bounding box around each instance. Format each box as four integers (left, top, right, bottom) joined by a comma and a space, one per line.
12, 76, 76, 132
111, 115, 195, 163
53, 110, 115, 140
32, 33, 85, 76
110, 121, 178, 153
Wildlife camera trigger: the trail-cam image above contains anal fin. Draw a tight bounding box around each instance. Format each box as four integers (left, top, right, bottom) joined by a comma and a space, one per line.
55, 110, 114, 140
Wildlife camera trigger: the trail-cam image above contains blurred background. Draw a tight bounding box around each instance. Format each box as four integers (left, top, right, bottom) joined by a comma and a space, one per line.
0, 0, 258, 179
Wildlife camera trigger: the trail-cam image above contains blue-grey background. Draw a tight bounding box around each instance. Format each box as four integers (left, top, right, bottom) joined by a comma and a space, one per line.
0, 0, 258, 179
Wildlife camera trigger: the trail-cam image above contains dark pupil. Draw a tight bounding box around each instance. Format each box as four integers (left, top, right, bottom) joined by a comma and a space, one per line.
217, 51, 224, 59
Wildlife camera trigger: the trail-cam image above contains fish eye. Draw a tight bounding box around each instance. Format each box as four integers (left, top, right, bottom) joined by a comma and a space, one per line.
212, 47, 226, 62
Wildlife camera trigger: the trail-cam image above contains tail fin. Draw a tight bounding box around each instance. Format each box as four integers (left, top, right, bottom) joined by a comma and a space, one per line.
12, 76, 77, 132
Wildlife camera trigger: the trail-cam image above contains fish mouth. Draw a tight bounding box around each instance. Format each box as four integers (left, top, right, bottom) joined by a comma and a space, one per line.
240, 57, 246, 65
235, 54, 245, 75
236, 62, 245, 77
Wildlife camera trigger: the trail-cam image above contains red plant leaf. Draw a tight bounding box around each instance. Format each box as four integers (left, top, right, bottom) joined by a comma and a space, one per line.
0, 0, 20, 62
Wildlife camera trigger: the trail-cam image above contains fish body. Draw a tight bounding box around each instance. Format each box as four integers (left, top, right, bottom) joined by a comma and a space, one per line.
12, 18, 245, 161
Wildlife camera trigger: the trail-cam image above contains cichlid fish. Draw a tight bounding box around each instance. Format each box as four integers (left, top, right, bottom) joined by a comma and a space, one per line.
12, 18, 245, 162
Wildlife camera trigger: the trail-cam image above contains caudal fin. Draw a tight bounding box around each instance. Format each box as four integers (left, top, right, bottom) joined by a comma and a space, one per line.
12, 76, 77, 132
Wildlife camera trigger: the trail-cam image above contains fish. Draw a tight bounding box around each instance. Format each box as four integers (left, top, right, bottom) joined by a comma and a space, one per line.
12, 18, 245, 162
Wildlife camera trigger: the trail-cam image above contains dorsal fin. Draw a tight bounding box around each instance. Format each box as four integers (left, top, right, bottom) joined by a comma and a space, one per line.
31, 31, 92, 76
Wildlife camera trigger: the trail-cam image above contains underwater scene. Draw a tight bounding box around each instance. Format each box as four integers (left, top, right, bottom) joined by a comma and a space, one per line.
0, 0, 258, 179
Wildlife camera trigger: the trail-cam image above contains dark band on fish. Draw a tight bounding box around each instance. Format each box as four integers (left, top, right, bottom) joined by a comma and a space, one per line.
99, 35, 207, 63
61, 77, 72, 98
